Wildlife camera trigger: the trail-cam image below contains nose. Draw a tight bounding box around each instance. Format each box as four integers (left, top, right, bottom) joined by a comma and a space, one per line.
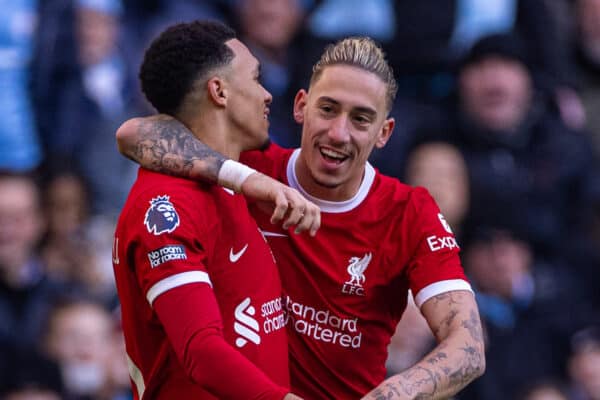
328, 115, 350, 143
263, 87, 273, 106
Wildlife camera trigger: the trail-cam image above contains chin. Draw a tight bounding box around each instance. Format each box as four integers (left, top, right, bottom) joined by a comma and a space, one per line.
312, 171, 344, 189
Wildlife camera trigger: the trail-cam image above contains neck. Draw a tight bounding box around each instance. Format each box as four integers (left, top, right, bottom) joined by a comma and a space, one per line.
181, 110, 243, 161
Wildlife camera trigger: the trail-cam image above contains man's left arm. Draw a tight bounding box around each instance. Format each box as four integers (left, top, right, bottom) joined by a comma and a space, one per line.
362, 290, 485, 400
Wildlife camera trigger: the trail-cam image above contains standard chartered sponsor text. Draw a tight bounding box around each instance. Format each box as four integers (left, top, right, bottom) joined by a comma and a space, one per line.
285, 296, 362, 348
261, 297, 286, 334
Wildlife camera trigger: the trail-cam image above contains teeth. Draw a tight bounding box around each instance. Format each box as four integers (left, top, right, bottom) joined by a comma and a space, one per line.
321, 148, 345, 159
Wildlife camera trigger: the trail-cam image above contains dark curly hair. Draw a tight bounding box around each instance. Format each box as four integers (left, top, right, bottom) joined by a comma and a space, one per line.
139, 20, 236, 115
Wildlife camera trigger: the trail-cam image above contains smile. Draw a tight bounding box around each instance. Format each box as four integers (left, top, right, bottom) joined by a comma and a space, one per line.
319, 147, 348, 164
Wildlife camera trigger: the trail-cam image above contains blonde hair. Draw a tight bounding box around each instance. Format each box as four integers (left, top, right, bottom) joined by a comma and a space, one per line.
310, 37, 398, 111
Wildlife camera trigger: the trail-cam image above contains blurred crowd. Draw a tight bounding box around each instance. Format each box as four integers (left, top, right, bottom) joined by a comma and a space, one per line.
1, 0, 600, 399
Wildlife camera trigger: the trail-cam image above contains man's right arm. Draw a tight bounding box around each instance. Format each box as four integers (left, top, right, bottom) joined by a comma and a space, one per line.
116, 115, 320, 235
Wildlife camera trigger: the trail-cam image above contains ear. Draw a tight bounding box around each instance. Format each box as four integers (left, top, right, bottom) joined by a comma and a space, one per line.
207, 77, 227, 107
375, 117, 395, 149
293, 89, 308, 124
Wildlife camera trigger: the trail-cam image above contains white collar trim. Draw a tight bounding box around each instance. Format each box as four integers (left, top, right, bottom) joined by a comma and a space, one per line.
286, 148, 375, 213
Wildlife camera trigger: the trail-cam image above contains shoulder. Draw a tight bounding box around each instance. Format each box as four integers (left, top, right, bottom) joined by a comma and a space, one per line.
241, 142, 294, 178
120, 169, 218, 227
372, 172, 433, 210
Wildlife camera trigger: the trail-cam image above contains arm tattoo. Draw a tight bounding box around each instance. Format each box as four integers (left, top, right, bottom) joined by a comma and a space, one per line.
462, 309, 484, 343
130, 116, 226, 183
364, 295, 484, 400
447, 344, 484, 388
399, 366, 439, 399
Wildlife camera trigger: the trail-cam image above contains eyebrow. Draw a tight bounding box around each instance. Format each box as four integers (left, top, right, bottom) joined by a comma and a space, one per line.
317, 96, 378, 117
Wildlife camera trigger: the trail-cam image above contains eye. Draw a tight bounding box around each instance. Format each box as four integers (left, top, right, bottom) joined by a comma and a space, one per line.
354, 115, 369, 123
320, 104, 334, 113
353, 114, 373, 126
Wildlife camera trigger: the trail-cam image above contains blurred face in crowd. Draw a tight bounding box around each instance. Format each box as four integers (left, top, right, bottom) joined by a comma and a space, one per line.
569, 345, 600, 399
293, 65, 394, 201
45, 303, 113, 395
459, 56, 533, 132
0, 176, 44, 278
237, 0, 304, 54
464, 231, 532, 300
405, 142, 469, 231
4, 389, 61, 400
578, 0, 600, 63
523, 386, 568, 400
45, 174, 88, 239
76, 6, 119, 66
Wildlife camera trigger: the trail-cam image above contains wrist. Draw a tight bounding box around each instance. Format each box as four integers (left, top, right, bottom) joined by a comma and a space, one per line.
217, 160, 257, 192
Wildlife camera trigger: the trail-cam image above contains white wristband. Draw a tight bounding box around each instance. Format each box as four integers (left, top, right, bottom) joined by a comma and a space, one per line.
217, 160, 257, 193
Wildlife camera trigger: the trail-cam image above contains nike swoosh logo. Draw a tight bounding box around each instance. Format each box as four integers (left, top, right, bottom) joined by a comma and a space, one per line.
229, 244, 249, 262
259, 230, 288, 237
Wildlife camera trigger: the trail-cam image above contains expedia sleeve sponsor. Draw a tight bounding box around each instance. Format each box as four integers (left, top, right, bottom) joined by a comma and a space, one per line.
147, 245, 188, 268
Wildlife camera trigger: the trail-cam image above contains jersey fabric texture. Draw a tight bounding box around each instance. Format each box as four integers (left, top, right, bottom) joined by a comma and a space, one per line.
241, 144, 472, 399
113, 168, 289, 399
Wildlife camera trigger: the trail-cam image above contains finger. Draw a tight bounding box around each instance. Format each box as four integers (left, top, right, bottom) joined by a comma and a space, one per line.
270, 192, 289, 224
294, 203, 320, 235
282, 204, 305, 230
309, 205, 321, 236
293, 211, 312, 234
282, 191, 306, 229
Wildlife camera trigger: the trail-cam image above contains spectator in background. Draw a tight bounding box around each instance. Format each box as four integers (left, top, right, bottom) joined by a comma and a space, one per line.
39, 163, 117, 307
450, 33, 596, 258
573, 0, 600, 150
518, 380, 570, 400
567, 327, 600, 400
372, 0, 582, 178
0, 171, 64, 352
4, 389, 62, 400
40, 163, 90, 282
458, 226, 584, 400
404, 141, 470, 238
34, 0, 143, 216
0, 1, 43, 171
43, 298, 128, 400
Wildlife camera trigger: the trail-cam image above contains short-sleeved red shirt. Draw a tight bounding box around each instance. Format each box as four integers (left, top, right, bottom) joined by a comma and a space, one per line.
242, 145, 471, 399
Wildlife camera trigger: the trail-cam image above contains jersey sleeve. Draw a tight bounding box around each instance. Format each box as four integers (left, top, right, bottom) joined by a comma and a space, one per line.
125, 186, 216, 306
404, 187, 472, 308
154, 284, 290, 399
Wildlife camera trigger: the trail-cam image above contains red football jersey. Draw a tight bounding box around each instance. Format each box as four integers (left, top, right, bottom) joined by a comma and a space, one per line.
113, 169, 289, 399
242, 145, 472, 399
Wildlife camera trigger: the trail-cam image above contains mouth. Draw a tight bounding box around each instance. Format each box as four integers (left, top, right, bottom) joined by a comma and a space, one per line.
319, 146, 349, 165
264, 108, 270, 119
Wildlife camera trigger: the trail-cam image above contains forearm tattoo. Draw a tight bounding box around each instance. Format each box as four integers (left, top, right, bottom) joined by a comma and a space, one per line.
366, 292, 485, 400
127, 115, 226, 183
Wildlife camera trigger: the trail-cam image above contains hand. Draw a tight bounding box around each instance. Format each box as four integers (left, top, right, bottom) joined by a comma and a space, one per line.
283, 394, 304, 400
241, 172, 320, 236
